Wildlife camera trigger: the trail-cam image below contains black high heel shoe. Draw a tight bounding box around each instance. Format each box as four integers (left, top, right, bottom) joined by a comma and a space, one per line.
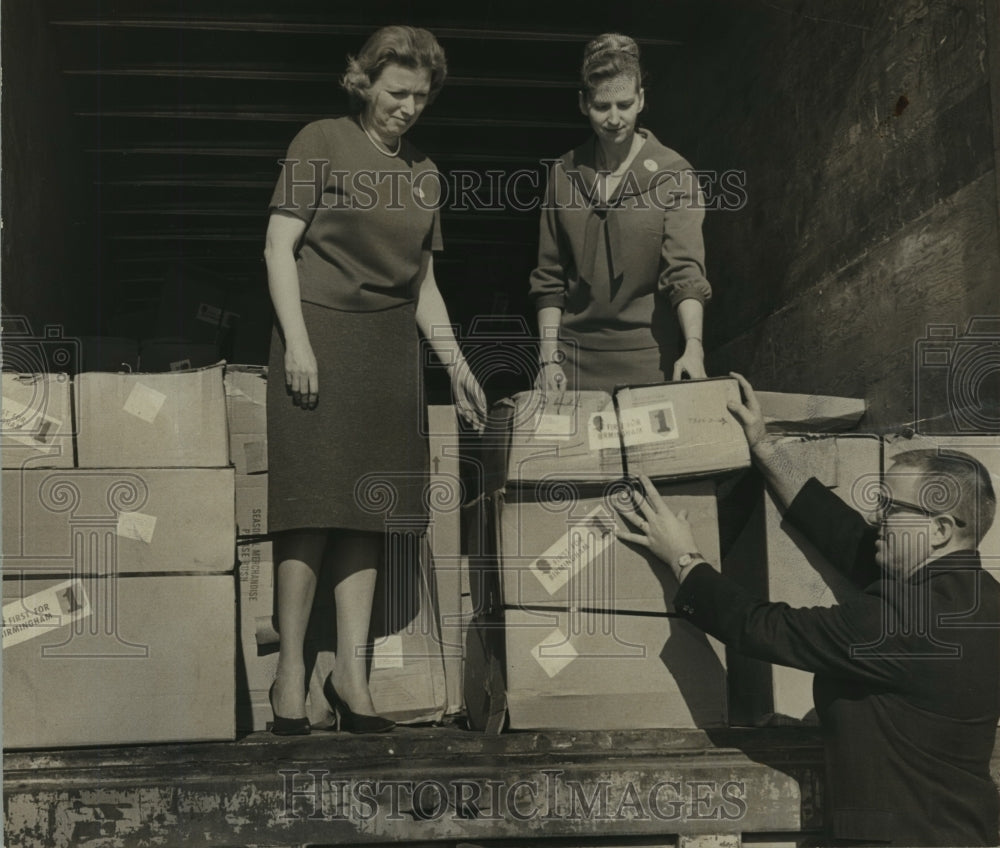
322, 674, 395, 734
268, 681, 311, 736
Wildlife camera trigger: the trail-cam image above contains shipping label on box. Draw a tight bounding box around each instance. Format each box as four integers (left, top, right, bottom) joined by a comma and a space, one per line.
497, 480, 720, 614
2, 573, 236, 748
614, 378, 750, 481
75, 363, 229, 468
489, 391, 624, 488
2, 467, 235, 576
504, 607, 727, 730
722, 434, 881, 724
1, 373, 74, 469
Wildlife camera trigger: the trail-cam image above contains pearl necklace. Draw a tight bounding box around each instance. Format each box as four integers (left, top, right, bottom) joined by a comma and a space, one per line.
360, 118, 400, 157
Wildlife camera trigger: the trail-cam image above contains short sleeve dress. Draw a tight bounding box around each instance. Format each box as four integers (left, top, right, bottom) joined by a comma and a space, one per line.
266, 117, 443, 534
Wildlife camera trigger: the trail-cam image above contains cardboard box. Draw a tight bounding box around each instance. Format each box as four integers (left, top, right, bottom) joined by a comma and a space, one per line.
486, 391, 624, 490
2, 572, 236, 748
756, 391, 866, 433
306, 542, 447, 726
504, 607, 727, 729
722, 434, 881, 724
1, 373, 75, 469
885, 433, 1000, 563
613, 378, 750, 481
224, 365, 268, 474
237, 540, 277, 732
3, 467, 236, 577
75, 363, 229, 468
496, 481, 720, 614
236, 473, 268, 538
427, 404, 469, 714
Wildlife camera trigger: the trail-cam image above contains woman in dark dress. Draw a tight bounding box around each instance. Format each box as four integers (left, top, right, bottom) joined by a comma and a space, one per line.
531, 33, 712, 392
264, 26, 485, 734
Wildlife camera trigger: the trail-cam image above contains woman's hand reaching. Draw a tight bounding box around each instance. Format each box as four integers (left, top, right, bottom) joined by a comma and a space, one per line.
450, 360, 487, 434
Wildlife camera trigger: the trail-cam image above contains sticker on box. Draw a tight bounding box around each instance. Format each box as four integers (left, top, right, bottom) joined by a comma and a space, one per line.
197, 302, 223, 325
619, 402, 680, 447
587, 411, 620, 452
2, 579, 92, 649
116, 511, 158, 544
1, 396, 62, 450
373, 634, 405, 669
528, 505, 616, 595
531, 628, 578, 678
534, 413, 574, 440
123, 383, 167, 423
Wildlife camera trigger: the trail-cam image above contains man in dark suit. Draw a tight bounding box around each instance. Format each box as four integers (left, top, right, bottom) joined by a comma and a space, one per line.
618, 373, 1000, 846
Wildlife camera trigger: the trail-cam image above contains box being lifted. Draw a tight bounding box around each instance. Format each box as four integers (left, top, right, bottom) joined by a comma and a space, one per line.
75, 363, 228, 468
613, 378, 750, 481
486, 390, 624, 490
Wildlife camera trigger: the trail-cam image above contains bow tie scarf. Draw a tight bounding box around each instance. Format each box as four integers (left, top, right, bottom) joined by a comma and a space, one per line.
570, 168, 627, 304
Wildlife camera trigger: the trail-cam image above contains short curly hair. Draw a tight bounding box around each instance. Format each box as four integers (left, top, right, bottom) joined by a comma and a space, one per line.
341, 26, 447, 112
580, 32, 644, 99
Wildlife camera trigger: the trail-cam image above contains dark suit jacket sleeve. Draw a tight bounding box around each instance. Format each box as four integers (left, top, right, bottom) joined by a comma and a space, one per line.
674, 563, 907, 686
785, 476, 881, 588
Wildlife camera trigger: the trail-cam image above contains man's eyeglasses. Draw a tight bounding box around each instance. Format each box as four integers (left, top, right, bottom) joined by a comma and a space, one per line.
874, 492, 966, 527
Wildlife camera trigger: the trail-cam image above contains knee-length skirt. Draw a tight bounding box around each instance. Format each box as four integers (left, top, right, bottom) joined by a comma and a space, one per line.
266, 301, 428, 534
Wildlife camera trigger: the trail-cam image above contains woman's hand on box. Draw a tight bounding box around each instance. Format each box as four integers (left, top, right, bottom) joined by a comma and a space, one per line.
450, 360, 487, 434
536, 361, 568, 395
726, 371, 766, 448
672, 341, 707, 380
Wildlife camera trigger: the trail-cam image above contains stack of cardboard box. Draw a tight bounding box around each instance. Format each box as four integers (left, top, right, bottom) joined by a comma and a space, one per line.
2, 364, 237, 748
475, 379, 754, 730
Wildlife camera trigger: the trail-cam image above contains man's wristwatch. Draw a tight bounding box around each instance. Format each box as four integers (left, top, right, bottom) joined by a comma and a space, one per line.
677, 552, 706, 568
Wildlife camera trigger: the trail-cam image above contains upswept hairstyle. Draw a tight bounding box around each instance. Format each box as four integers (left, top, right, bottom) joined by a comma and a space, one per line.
341, 26, 447, 112
889, 448, 997, 544
580, 32, 644, 98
